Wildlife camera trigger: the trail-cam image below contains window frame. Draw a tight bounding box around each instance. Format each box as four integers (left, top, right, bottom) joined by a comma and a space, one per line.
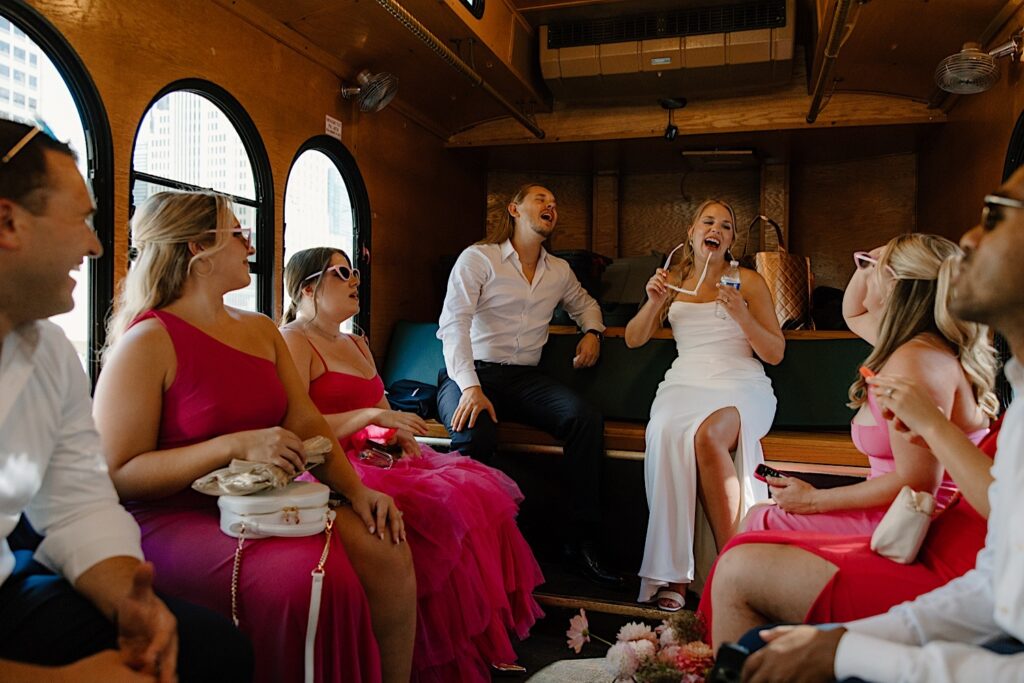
283, 135, 372, 335
458, 0, 486, 19
129, 79, 275, 315
5, 0, 115, 385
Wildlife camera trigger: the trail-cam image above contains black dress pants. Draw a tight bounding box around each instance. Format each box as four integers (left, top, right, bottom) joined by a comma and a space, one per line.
437, 362, 605, 537
0, 550, 253, 682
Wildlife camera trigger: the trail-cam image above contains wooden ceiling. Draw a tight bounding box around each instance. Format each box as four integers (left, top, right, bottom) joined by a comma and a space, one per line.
234, 0, 1020, 141
811, 0, 1013, 105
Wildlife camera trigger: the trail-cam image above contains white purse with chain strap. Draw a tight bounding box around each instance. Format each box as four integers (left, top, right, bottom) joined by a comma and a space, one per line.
219, 480, 335, 683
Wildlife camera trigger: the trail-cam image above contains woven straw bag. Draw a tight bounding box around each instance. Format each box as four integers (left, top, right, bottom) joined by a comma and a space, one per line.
740, 215, 814, 330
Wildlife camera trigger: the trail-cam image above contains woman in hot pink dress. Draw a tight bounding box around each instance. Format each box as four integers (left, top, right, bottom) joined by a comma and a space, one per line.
94, 191, 416, 683
741, 235, 996, 536
280, 247, 544, 683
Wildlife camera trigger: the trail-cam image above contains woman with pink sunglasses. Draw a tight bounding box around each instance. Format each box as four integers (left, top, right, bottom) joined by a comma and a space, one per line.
742, 234, 996, 534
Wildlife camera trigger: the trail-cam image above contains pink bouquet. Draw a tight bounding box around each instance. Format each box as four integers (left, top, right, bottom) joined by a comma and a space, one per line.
566, 609, 714, 682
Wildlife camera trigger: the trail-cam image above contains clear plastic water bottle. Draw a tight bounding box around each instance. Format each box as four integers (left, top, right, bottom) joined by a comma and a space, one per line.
716, 260, 741, 319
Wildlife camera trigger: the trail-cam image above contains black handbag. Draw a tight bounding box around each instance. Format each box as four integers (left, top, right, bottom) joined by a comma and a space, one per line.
386, 379, 439, 420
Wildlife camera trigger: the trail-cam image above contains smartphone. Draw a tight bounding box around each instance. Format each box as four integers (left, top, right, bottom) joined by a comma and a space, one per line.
365, 439, 402, 456
754, 463, 786, 483
707, 642, 749, 683
858, 365, 876, 379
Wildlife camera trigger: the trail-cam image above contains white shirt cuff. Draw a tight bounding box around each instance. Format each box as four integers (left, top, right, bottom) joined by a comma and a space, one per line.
453, 370, 480, 393
835, 631, 914, 683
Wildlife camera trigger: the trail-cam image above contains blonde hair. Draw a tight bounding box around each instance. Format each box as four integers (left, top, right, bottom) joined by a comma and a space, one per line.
659, 198, 738, 321
104, 191, 237, 356
848, 233, 999, 417
479, 183, 545, 245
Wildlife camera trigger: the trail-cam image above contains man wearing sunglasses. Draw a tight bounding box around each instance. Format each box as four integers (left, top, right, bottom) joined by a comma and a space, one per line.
437, 183, 622, 587
0, 118, 252, 681
737, 171, 1024, 682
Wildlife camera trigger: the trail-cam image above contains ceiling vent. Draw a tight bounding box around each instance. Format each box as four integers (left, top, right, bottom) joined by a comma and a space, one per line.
540, 0, 794, 102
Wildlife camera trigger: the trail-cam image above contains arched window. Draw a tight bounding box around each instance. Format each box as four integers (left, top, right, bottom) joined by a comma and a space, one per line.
3, 0, 114, 383
283, 136, 371, 332
130, 81, 273, 314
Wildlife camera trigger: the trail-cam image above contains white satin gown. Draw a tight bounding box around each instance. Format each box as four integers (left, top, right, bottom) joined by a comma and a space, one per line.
638, 301, 776, 601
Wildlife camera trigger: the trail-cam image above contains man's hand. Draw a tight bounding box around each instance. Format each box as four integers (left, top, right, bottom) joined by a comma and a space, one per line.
451, 386, 497, 432
116, 563, 178, 683
742, 625, 844, 683
56, 650, 158, 682
573, 333, 601, 369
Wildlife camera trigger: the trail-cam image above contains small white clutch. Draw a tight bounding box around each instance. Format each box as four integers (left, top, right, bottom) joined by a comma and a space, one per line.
870, 485, 936, 564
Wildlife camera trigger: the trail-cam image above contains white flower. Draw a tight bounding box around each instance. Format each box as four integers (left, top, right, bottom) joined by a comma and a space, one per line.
629, 639, 656, 661
659, 625, 679, 647
603, 641, 640, 680
616, 621, 657, 644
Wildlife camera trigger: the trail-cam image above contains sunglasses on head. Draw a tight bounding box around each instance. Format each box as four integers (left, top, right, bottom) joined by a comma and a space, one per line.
853, 251, 898, 279
205, 225, 252, 247
303, 264, 360, 283
2, 118, 59, 165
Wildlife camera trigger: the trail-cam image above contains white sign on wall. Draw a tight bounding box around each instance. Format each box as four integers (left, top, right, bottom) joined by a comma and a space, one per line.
325, 115, 343, 140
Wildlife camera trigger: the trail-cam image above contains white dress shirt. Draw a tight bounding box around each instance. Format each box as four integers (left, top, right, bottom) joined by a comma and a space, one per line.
0, 321, 142, 587
834, 358, 1024, 682
438, 240, 605, 391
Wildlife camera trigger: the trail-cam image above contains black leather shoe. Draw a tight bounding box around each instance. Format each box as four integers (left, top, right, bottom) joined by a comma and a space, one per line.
564, 541, 624, 588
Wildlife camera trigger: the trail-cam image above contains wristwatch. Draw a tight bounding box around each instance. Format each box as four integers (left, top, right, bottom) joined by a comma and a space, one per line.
583, 329, 604, 342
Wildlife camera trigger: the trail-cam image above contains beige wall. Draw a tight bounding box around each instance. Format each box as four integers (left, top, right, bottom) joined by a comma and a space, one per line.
27, 0, 485, 356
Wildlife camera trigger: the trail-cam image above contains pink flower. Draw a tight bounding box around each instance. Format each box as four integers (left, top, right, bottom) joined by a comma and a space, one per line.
566, 609, 591, 654
657, 643, 681, 664
676, 640, 715, 676
617, 621, 658, 644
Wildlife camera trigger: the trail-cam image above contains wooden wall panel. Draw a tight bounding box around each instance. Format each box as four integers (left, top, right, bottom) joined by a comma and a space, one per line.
790, 153, 917, 289
619, 171, 760, 258
27, 0, 483, 359
486, 172, 592, 251
917, 12, 1024, 243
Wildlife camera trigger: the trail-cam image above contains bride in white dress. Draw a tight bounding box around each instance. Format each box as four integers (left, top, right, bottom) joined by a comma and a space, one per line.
625, 199, 784, 610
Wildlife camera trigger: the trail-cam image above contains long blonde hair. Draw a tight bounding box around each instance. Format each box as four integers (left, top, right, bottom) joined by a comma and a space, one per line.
848, 233, 999, 417
659, 198, 737, 320
104, 191, 237, 356
479, 183, 542, 245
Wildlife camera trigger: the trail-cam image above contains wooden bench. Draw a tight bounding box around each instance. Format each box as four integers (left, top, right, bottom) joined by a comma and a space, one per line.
384, 321, 872, 477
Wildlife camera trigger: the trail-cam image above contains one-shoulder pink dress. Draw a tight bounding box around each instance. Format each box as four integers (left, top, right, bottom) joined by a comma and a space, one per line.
127, 311, 382, 683
697, 418, 1000, 638
306, 339, 544, 683
743, 391, 987, 533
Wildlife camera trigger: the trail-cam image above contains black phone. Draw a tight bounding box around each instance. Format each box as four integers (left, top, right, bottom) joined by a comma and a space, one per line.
707, 642, 749, 683
753, 463, 786, 483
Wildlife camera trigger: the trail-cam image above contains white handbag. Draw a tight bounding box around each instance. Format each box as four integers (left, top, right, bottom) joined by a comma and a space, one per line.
219, 480, 335, 683
870, 486, 936, 564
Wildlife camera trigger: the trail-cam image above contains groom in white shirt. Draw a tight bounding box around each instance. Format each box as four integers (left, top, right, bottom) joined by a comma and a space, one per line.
437, 183, 621, 586
737, 169, 1024, 682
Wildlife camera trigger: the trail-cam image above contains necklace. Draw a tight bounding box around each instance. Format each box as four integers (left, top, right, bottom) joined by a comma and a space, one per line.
304, 320, 342, 342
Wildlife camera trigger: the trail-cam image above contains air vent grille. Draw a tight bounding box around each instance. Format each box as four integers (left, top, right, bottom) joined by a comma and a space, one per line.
547, 0, 786, 49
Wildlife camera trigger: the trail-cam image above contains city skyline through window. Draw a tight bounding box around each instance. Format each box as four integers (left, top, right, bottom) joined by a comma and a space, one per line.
133, 90, 261, 311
